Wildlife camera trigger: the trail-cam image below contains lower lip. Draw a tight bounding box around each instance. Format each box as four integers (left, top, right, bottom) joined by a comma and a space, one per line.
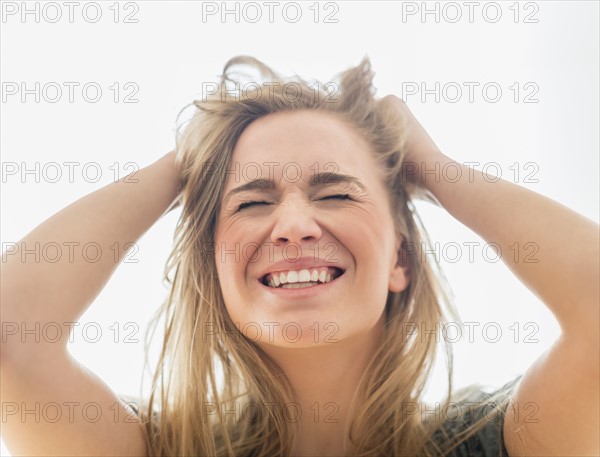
258, 273, 345, 297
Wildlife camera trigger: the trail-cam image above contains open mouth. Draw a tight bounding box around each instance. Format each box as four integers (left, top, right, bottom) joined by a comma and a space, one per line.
260, 267, 345, 289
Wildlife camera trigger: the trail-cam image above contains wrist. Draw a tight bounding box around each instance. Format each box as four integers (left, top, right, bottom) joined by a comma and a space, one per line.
152, 150, 182, 213
418, 152, 456, 191
402, 148, 449, 190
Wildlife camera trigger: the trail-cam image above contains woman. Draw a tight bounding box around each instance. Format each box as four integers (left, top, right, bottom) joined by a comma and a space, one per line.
1, 56, 598, 456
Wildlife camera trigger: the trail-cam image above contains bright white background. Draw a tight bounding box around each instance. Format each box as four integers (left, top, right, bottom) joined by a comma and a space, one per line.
1, 1, 598, 455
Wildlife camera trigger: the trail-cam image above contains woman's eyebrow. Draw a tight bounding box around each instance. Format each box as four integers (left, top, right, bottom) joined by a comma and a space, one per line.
222, 172, 367, 206
223, 178, 275, 207
309, 172, 366, 192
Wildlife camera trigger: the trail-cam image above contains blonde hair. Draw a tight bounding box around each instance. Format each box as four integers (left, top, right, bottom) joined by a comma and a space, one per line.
139, 56, 512, 456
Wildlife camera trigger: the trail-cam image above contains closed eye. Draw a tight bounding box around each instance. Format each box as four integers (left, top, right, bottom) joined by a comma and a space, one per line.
320, 194, 352, 201
237, 201, 270, 211
238, 195, 351, 211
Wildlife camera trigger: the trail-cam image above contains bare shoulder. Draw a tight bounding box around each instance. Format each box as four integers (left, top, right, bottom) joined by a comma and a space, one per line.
1, 351, 148, 456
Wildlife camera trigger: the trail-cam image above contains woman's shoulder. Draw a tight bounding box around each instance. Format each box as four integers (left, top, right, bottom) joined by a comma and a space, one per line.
431, 375, 523, 457
117, 395, 160, 425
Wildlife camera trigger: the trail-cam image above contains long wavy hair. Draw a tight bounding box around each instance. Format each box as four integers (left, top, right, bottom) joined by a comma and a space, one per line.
138, 56, 512, 456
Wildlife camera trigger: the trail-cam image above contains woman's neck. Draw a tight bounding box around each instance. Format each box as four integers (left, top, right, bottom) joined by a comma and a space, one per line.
259, 316, 385, 456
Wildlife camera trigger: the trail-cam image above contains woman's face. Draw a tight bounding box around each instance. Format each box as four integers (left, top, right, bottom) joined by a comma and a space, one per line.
214, 110, 409, 348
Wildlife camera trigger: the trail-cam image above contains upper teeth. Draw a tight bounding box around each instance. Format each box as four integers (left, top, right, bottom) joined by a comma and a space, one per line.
264, 268, 338, 288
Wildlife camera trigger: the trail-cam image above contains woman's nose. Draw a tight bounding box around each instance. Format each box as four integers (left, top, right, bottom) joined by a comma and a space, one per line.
269, 200, 323, 245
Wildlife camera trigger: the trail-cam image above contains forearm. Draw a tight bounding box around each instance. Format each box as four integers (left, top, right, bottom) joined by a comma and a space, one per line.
419, 152, 599, 337
1, 151, 180, 356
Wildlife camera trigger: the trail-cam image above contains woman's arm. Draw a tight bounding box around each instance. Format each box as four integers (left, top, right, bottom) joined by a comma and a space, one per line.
416, 154, 598, 336
382, 96, 599, 456
0, 151, 180, 456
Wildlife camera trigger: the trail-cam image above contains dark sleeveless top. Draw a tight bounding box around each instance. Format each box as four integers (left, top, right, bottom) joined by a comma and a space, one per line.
431, 376, 522, 456
123, 376, 522, 456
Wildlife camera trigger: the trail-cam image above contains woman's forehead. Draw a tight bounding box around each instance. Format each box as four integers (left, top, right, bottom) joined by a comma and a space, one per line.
234, 111, 369, 158
228, 111, 374, 181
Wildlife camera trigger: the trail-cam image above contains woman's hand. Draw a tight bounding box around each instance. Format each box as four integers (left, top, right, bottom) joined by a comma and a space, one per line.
377, 95, 445, 200
378, 95, 444, 164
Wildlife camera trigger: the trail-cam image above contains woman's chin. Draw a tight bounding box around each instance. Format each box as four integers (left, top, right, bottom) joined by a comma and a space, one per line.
234, 319, 344, 349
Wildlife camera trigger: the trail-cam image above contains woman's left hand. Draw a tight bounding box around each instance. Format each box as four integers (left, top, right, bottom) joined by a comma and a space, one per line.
377, 95, 444, 166
377, 95, 444, 200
